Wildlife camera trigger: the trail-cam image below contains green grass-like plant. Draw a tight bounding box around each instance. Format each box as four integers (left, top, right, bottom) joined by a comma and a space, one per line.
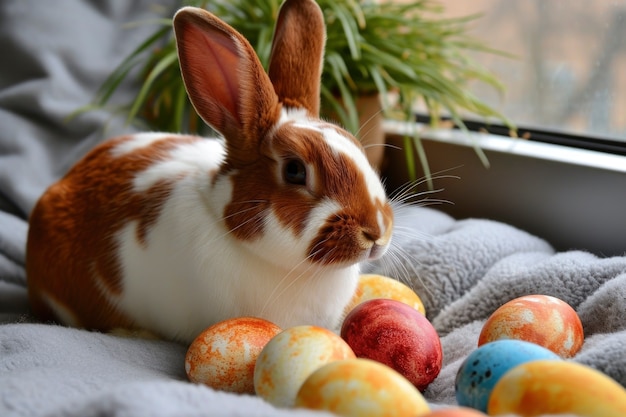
92, 0, 510, 180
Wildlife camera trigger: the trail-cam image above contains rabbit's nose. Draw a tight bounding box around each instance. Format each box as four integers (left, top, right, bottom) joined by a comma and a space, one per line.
360, 224, 390, 249
361, 228, 380, 244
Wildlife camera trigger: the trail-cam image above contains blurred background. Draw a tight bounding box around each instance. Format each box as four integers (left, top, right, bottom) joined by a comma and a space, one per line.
436, 0, 626, 142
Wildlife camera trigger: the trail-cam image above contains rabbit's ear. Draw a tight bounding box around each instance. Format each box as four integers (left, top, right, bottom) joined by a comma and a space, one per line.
174, 7, 281, 161
268, 0, 326, 117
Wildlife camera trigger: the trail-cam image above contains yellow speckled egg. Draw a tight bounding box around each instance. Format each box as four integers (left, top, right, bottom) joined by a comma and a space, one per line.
295, 358, 430, 417
253, 325, 355, 408
185, 317, 281, 394
488, 360, 626, 417
344, 274, 426, 315
479, 294, 584, 357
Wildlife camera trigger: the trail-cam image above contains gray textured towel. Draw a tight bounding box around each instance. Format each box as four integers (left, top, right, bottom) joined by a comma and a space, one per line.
2, 207, 625, 416
1, 1, 625, 416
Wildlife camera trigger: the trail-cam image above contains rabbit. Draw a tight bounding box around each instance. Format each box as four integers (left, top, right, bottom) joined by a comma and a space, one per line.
26, 0, 394, 344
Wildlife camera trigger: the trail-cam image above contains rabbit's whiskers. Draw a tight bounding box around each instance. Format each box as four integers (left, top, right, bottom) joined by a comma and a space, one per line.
354, 103, 385, 142
362, 142, 401, 152
389, 174, 458, 207
221, 200, 268, 217
373, 173, 461, 302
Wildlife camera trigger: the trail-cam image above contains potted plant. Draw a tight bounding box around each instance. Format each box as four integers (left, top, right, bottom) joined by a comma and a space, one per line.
92, 0, 508, 177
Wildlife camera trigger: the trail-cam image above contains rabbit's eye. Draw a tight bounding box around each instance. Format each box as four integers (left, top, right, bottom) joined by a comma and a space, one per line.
284, 159, 307, 185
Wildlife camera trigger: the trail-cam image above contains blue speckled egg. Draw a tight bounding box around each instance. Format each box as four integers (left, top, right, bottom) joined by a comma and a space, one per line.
455, 340, 560, 412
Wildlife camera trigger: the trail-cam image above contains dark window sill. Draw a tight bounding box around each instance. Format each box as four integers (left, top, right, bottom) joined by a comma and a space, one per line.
382, 121, 626, 257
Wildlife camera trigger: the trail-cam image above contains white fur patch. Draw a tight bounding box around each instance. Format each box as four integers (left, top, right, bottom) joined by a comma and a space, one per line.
238, 198, 342, 272
320, 127, 387, 204
281, 107, 310, 124
377, 210, 385, 237
113, 176, 358, 342
132, 139, 225, 192
110, 132, 173, 157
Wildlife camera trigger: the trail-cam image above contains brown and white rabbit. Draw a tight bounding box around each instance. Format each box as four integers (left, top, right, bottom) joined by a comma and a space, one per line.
26, 0, 394, 344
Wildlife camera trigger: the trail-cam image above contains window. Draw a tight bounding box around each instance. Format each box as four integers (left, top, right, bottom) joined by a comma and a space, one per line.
438, 0, 626, 144
384, 0, 626, 256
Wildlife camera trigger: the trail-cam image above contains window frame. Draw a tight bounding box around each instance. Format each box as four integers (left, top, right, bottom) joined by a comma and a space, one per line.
382, 119, 626, 256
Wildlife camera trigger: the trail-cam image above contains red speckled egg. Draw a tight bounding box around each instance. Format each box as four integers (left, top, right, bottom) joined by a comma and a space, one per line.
478, 295, 584, 357
341, 298, 442, 391
185, 317, 281, 394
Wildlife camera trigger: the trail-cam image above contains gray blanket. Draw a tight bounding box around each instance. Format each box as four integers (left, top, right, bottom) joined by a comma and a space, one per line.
2, 207, 626, 417
1, 1, 625, 416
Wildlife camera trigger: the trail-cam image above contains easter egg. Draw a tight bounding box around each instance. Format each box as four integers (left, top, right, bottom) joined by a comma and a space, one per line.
420, 407, 488, 416
341, 298, 442, 391
478, 294, 584, 357
253, 325, 355, 408
488, 360, 626, 416
344, 274, 426, 315
295, 358, 430, 417
455, 340, 560, 412
185, 317, 281, 394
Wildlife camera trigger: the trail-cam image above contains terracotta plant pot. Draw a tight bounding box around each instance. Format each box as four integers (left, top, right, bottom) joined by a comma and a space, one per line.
354, 94, 386, 171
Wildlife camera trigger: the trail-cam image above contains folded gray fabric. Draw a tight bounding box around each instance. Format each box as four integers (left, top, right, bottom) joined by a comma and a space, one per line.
0, 0, 175, 295
0, 212, 27, 287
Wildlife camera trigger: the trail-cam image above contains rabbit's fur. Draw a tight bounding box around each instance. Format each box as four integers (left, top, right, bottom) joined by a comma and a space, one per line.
26, 0, 394, 343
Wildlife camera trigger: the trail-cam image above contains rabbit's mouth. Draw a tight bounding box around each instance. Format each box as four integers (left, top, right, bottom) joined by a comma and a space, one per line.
366, 243, 388, 261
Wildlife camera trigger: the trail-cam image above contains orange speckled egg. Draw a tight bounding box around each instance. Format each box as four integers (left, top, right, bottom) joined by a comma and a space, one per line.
253, 325, 355, 408
345, 274, 426, 315
295, 358, 430, 417
185, 317, 281, 394
478, 294, 584, 357
488, 360, 626, 416
420, 407, 488, 416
